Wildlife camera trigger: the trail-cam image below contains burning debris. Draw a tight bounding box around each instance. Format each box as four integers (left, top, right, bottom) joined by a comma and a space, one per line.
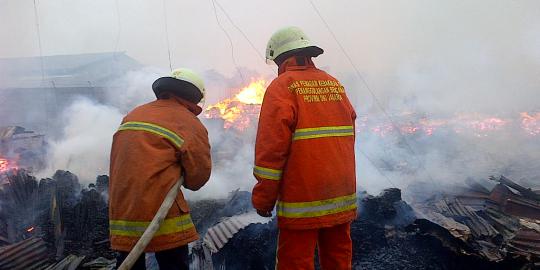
193, 178, 540, 269
202, 83, 540, 138
0, 169, 538, 269
0, 169, 112, 269
0, 126, 45, 173
204, 79, 266, 130
409, 175, 540, 268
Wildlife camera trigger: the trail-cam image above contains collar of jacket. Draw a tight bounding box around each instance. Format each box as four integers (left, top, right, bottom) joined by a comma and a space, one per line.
278, 56, 316, 75
168, 95, 203, 116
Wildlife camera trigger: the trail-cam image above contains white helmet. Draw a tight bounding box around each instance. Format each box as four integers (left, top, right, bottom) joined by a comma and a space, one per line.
265, 26, 323, 64
152, 68, 206, 103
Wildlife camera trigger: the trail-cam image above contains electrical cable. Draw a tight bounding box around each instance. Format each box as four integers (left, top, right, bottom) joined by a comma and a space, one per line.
32, 0, 45, 81
210, 1, 397, 188
162, 0, 173, 71
212, 0, 276, 75
113, 0, 122, 59
308, 0, 438, 185
210, 0, 246, 88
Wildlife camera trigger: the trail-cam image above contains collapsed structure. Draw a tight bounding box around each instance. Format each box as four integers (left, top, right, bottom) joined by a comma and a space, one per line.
0, 169, 538, 269
0, 126, 46, 172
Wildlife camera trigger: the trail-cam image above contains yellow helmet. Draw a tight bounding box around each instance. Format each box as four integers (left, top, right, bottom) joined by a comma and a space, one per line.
265, 26, 323, 64
152, 68, 206, 103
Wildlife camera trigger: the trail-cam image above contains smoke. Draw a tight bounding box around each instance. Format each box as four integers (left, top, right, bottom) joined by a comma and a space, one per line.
355, 120, 540, 195
38, 67, 161, 183
38, 66, 261, 199
40, 98, 123, 182
104, 66, 163, 113
184, 121, 258, 200
2, 0, 540, 199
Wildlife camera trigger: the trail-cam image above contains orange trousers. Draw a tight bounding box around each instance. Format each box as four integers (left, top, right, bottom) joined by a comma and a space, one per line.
276, 222, 352, 270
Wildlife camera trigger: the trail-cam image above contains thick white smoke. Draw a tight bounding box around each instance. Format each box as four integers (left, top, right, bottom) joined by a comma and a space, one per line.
41, 67, 261, 199
40, 98, 123, 182
38, 67, 166, 182
39, 59, 540, 199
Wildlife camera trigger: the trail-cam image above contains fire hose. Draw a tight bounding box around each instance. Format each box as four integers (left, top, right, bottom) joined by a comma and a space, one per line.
117, 176, 184, 270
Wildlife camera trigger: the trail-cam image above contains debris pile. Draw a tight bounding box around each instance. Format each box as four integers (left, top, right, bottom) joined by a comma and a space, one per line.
0, 126, 46, 172
0, 169, 113, 269
410, 175, 540, 268
0, 169, 538, 269
194, 180, 539, 269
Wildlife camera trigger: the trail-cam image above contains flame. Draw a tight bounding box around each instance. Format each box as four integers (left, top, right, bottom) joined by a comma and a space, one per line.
358, 113, 535, 138
235, 80, 266, 104
0, 158, 7, 172
204, 81, 538, 138
0, 155, 18, 173
26, 227, 35, 232
205, 79, 267, 130
520, 112, 540, 136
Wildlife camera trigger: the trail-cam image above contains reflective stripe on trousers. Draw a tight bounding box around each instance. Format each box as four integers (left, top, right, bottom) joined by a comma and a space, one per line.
110, 214, 194, 237
118, 121, 184, 148
277, 194, 357, 218
253, 165, 283, 181
293, 125, 354, 141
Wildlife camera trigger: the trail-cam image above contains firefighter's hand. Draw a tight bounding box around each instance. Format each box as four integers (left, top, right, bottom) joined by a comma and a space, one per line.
256, 209, 272, 217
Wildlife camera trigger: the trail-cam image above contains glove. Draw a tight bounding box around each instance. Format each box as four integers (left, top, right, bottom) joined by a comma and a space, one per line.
256, 209, 272, 217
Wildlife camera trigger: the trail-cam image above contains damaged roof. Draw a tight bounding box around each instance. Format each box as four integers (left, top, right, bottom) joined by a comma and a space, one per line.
413, 175, 540, 263
0, 237, 49, 270
0, 52, 141, 88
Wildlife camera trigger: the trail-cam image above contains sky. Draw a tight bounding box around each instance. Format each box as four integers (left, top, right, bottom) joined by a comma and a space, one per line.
1, 0, 540, 196
1, 0, 540, 113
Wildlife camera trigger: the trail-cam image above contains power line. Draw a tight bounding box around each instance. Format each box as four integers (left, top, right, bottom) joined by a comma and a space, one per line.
308, 0, 437, 185
210, 0, 246, 87
162, 0, 172, 71
113, 0, 122, 59
358, 148, 398, 188
32, 0, 52, 137
32, 0, 44, 82
212, 0, 276, 75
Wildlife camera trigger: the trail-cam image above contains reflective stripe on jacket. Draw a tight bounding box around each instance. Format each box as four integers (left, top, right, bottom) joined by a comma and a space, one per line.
110, 214, 194, 237
252, 56, 357, 229
109, 96, 211, 252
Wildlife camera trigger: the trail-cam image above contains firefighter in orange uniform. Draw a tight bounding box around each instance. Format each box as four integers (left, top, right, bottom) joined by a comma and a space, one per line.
109, 68, 211, 270
252, 26, 357, 270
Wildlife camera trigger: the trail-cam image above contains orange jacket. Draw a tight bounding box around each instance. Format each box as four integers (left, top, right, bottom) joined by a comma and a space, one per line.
109, 96, 211, 252
252, 56, 357, 230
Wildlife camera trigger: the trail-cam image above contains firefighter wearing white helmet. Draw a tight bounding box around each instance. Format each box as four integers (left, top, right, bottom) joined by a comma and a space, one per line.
253, 26, 357, 269
152, 68, 206, 105
265, 26, 324, 65
110, 67, 212, 268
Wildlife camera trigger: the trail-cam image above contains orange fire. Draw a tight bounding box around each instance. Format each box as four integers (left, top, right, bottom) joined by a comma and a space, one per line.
520, 112, 540, 136
0, 158, 7, 172
0, 156, 17, 173
359, 113, 528, 138
26, 227, 35, 232
205, 79, 267, 130
204, 81, 538, 138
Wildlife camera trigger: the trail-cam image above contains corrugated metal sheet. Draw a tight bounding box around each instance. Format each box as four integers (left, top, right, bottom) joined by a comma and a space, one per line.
203, 211, 272, 253
44, 255, 85, 270
489, 184, 540, 220
81, 257, 116, 270
507, 228, 540, 257
0, 126, 20, 140
434, 198, 499, 238
0, 237, 50, 270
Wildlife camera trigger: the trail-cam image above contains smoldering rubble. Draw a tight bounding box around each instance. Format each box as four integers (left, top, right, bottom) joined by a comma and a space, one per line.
0, 169, 538, 270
